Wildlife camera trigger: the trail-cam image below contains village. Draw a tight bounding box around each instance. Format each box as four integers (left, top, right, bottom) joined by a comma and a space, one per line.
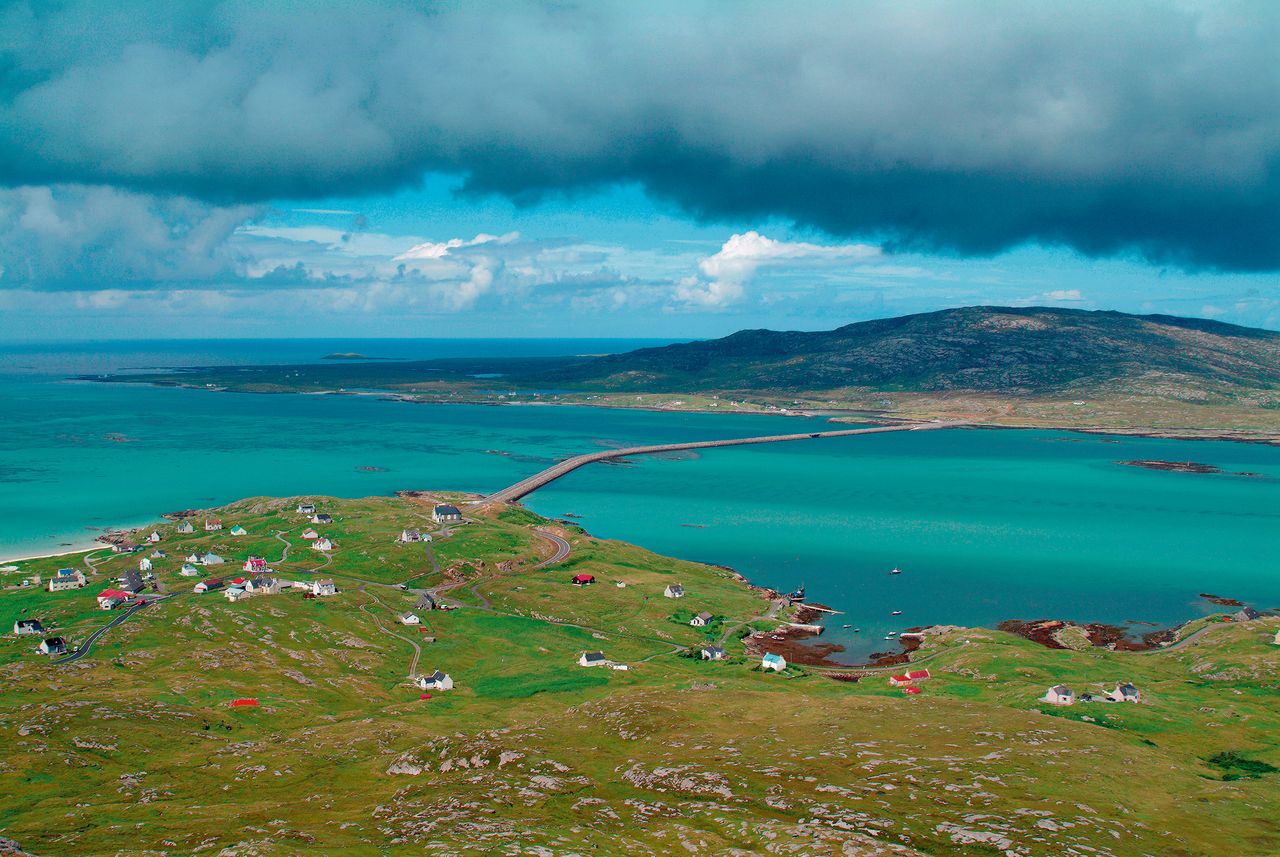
7, 493, 1278, 711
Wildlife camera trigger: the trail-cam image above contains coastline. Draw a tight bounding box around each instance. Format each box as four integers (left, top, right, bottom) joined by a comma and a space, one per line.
84, 375, 1280, 446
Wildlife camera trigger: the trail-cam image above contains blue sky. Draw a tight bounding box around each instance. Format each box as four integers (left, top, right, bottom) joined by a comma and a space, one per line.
1, 2, 1276, 339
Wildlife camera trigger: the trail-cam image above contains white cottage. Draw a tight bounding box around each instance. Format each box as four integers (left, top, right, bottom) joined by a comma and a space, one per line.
664, 583, 685, 599
415, 670, 453, 691
1043, 685, 1075, 705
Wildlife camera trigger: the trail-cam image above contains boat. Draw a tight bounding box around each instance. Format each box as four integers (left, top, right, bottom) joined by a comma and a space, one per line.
890, 567, 902, 575
842, 623, 852, 628
884, 632, 898, 639
891, 610, 903, 616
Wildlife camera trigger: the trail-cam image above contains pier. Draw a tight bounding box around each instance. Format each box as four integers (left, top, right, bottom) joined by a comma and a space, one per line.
483, 421, 964, 504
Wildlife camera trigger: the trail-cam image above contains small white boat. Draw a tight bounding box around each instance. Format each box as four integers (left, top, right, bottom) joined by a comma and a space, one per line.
891, 610, 903, 616
842, 623, 852, 628
884, 632, 898, 639
890, 567, 902, 575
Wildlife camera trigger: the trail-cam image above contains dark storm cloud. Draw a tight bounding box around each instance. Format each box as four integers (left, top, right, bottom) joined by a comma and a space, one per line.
2, 0, 1278, 269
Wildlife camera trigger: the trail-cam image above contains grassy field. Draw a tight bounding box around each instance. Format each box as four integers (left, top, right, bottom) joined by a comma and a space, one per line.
1, 494, 1278, 855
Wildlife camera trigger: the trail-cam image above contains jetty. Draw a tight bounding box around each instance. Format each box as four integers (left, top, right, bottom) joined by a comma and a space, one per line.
483, 421, 964, 504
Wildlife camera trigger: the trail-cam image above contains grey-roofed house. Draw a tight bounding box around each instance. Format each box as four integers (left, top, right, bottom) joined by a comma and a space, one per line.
415, 593, 437, 611
120, 570, 145, 594
664, 583, 685, 599
416, 670, 453, 690
690, 611, 714, 627
39, 637, 67, 655
699, 645, 726, 661
14, 619, 44, 635
1233, 606, 1261, 622
432, 504, 463, 524
578, 651, 608, 667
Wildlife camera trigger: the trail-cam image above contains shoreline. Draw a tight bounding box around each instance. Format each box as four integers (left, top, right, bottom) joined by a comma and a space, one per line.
82, 376, 1280, 446
2, 503, 1242, 671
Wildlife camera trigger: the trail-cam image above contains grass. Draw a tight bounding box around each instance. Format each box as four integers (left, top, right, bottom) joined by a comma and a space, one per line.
1, 493, 1279, 855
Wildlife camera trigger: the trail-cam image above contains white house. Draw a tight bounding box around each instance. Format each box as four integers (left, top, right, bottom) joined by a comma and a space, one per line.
38, 637, 67, 655
179, 564, 200, 577
1273, 630, 1280, 646
432, 504, 463, 524
1043, 685, 1075, 705
224, 587, 250, 603
400, 612, 420, 625
399, 528, 422, 543
185, 553, 202, 564
761, 653, 787, 672
230, 525, 248, 536
47, 569, 86, 592
201, 552, 225, 565
700, 645, 726, 661
312, 537, 333, 552
578, 651, 608, 667
297, 502, 316, 515
312, 579, 337, 597
147, 531, 162, 543
204, 519, 223, 532
301, 528, 319, 540
176, 521, 195, 534
690, 611, 713, 627
139, 557, 152, 572
310, 513, 333, 524
13, 619, 44, 636
664, 584, 685, 599
193, 579, 223, 593
1107, 682, 1141, 703
415, 670, 453, 691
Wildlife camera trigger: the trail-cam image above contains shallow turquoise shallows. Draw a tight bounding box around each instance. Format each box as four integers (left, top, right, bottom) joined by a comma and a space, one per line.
3, 341, 1277, 661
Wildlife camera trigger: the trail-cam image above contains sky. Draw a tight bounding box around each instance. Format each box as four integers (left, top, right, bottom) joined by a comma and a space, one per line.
0, 0, 1277, 340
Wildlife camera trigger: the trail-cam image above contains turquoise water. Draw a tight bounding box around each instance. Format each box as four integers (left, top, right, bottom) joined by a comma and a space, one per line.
522, 429, 1280, 659
2, 341, 1278, 661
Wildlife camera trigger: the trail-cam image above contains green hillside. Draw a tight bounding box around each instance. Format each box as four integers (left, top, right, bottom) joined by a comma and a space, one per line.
1, 495, 1278, 855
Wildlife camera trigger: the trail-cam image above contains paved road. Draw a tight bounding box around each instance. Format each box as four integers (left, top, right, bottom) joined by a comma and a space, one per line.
533, 529, 572, 569
54, 594, 176, 665
483, 421, 964, 504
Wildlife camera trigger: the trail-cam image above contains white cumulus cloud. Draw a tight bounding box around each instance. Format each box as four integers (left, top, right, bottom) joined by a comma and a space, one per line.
674, 231, 880, 307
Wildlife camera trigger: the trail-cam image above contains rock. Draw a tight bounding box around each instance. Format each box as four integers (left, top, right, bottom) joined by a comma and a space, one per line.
386, 761, 423, 776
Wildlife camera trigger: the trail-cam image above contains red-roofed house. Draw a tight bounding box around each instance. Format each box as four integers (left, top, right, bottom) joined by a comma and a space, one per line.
889, 669, 931, 687
907, 669, 931, 681
97, 589, 130, 610
571, 574, 595, 586
903, 686, 922, 694
243, 557, 268, 572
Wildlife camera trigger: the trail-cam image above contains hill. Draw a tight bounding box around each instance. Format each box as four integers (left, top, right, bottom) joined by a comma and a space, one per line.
2, 495, 1279, 854
544, 306, 1280, 397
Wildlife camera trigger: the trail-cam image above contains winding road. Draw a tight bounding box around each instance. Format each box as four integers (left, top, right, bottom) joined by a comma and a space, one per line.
533, 529, 571, 569
54, 593, 177, 665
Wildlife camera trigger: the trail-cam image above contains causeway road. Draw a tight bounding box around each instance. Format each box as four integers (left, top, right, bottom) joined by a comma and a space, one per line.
484, 421, 964, 504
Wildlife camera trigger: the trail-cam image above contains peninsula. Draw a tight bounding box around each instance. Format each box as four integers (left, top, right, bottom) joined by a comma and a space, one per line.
2, 492, 1277, 855
81, 307, 1280, 444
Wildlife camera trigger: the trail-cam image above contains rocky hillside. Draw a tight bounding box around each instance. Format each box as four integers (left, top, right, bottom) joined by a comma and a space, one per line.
544, 307, 1280, 396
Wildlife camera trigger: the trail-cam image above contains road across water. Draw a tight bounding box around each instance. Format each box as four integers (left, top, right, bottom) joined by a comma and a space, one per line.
483, 421, 963, 504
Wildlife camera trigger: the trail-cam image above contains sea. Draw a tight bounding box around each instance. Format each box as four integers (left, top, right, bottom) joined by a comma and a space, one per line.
3, 339, 1278, 661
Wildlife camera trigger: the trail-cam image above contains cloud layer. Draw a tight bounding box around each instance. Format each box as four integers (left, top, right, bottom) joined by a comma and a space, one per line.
2, 1, 1278, 270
